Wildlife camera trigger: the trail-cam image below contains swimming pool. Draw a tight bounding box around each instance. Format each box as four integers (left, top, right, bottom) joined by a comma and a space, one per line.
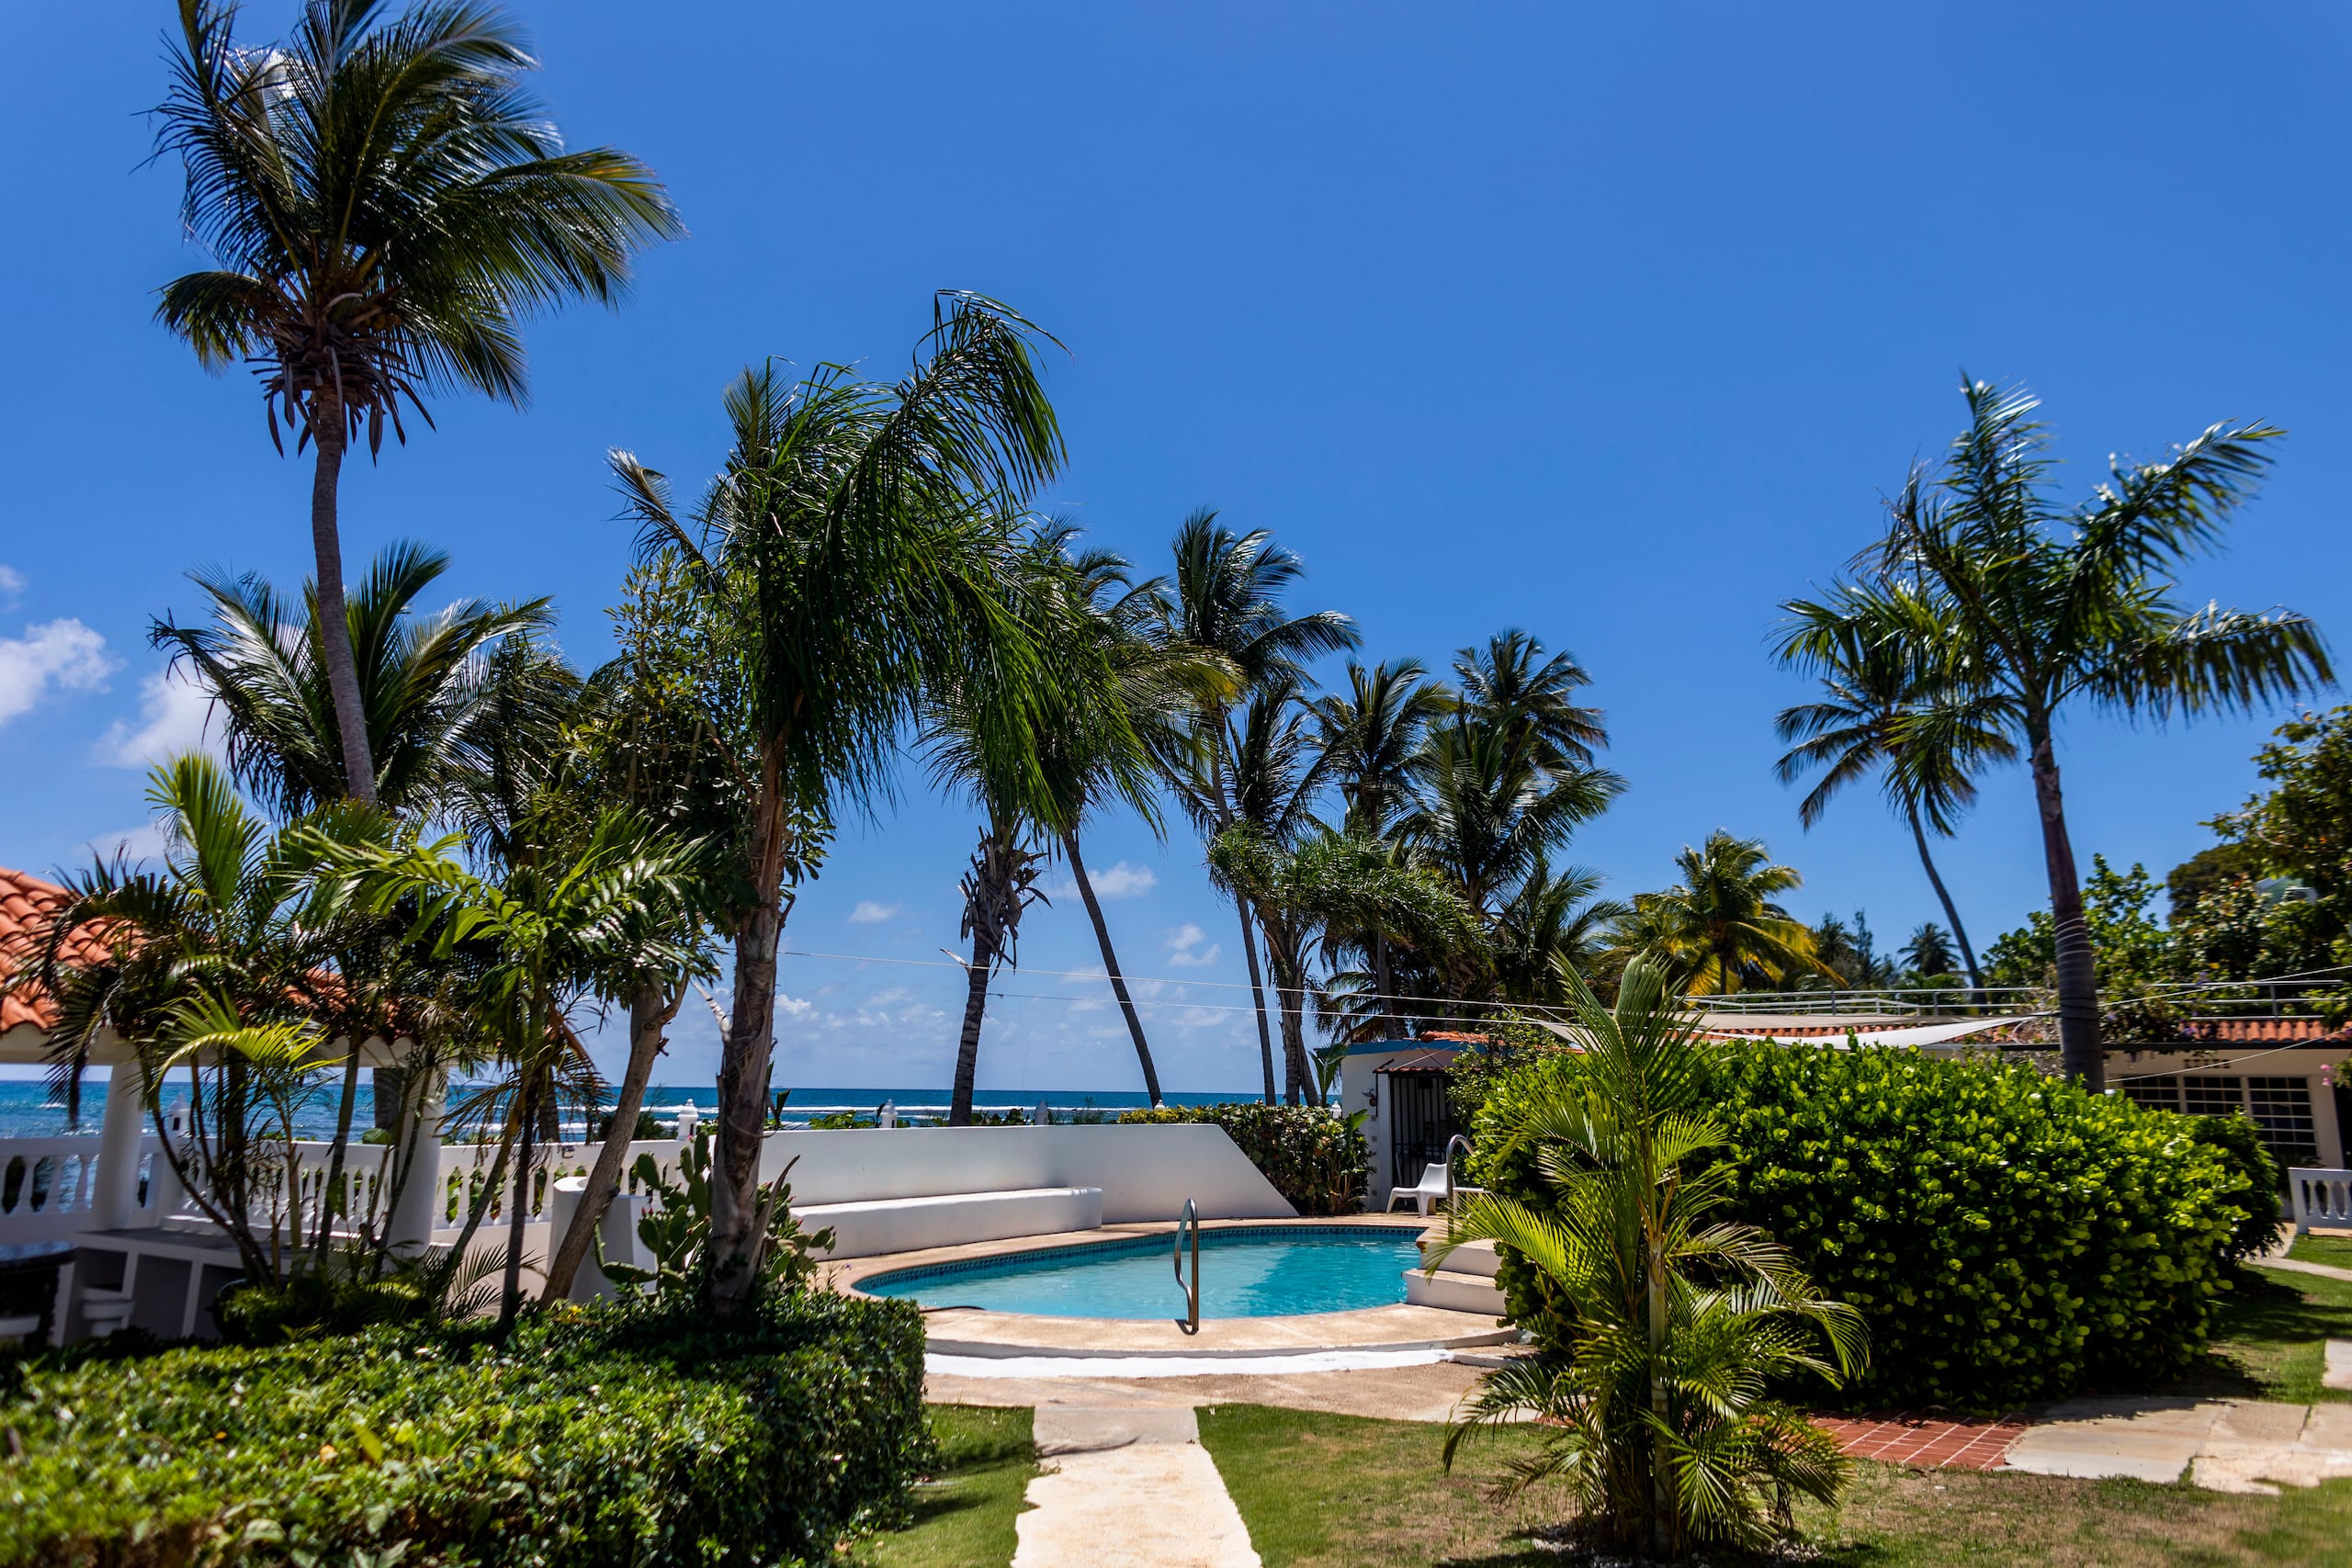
858, 1225, 1425, 1319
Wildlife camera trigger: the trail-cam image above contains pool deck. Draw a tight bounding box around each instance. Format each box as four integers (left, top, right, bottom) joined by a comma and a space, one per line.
825, 1214, 1518, 1358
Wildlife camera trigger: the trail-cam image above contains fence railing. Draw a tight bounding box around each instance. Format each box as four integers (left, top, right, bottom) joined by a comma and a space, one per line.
2291, 1168, 2352, 1235
1683, 968, 2352, 1024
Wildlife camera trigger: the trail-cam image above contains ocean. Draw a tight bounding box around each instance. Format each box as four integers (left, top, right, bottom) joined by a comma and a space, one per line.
0, 1080, 1253, 1142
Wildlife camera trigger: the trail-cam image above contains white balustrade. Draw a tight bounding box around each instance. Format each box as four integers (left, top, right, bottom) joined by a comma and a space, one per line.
432, 1138, 689, 1236
2290, 1168, 2352, 1234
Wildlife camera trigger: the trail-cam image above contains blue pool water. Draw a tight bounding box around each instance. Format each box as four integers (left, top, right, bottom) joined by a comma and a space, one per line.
859, 1226, 1425, 1318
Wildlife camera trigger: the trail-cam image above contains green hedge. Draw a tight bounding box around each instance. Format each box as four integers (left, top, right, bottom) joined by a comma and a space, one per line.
0, 1290, 930, 1566
1469, 1043, 2268, 1412
1116, 1103, 1369, 1216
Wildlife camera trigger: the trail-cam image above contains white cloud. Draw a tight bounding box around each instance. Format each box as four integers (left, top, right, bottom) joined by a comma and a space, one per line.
848, 899, 901, 925
0, 566, 24, 605
1046, 860, 1159, 902
0, 619, 114, 728
93, 664, 218, 768
1165, 923, 1221, 968
85, 821, 170, 864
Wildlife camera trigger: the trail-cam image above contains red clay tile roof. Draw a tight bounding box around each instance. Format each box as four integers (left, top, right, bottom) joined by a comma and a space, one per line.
0, 866, 108, 1033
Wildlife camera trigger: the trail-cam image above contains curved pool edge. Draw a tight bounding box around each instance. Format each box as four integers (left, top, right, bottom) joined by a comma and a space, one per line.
825, 1216, 1513, 1360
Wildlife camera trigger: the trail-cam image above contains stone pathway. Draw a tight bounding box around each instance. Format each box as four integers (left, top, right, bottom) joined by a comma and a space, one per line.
1012, 1405, 1261, 1568
2003, 1397, 2352, 1495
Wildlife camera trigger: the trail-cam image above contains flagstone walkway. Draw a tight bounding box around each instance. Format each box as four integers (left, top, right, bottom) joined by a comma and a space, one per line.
1012, 1404, 1261, 1568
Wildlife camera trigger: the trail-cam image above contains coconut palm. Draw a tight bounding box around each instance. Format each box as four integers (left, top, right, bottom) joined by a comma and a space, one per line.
614, 295, 1065, 1309
1801, 378, 2333, 1086
1773, 582, 2011, 998
1167, 512, 1358, 1098
1430, 956, 1864, 1554
1491, 860, 1629, 1007
1622, 831, 1822, 995
1031, 530, 1235, 1106
317, 806, 711, 1324
1402, 715, 1623, 942
1313, 659, 1449, 1035
1901, 921, 1958, 979
153, 0, 681, 808
1453, 630, 1608, 775
151, 543, 551, 819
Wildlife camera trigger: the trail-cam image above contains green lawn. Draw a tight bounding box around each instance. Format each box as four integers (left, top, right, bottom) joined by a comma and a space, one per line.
2290, 1232, 2352, 1270
856, 1405, 1035, 1568
1197, 1404, 2352, 1567
2167, 1263, 2352, 1404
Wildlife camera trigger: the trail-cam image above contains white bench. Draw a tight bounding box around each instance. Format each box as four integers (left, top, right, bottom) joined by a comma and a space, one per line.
793, 1186, 1102, 1258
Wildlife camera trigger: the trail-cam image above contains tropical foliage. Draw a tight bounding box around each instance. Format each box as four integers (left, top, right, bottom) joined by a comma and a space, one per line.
1432, 958, 1864, 1554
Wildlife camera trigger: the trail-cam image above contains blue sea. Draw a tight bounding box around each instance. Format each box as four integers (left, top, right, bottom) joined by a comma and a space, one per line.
0, 1080, 1251, 1141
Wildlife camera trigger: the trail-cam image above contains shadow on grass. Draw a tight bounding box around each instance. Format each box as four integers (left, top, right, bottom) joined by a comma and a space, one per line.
2158, 1266, 2352, 1400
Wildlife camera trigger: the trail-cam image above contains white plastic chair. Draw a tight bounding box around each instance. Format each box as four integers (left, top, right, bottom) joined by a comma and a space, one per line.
1385, 1161, 1453, 1216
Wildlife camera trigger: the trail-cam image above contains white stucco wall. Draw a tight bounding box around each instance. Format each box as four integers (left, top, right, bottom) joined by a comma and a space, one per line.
755, 1123, 1295, 1222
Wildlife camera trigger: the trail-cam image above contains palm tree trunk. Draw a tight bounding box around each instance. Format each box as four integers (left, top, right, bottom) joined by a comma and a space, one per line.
1905, 808, 1986, 1000
2029, 728, 2102, 1089
499, 1074, 539, 1329
1372, 933, 1397, 1041
1272, 929, 1316, 1107
307, 409, 379, 807
544, 980, 679, 1302
708, 768, 790, 1314
1062, 829, 1161, 1105
1235, 896, 1278, 1103
950, 924, 995, 1126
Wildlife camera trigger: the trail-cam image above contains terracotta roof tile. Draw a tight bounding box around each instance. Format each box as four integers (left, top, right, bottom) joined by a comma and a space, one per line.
0, 867, 110, 1034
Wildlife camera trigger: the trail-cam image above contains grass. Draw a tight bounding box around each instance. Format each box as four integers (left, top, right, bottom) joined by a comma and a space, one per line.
2290, 1232, 2352, 1270
2165, 1262, 2352, 1404
1197, 1404, 2352, 1566
856, 1405, 1035, 1568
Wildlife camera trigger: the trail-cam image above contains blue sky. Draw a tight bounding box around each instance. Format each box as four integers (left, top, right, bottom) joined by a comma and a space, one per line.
4, 4, 2347, 1095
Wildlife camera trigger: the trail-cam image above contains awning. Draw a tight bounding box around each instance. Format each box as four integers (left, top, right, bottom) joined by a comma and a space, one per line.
1373, 1048, 1464, 1076
1707, 1016, 2039, 1049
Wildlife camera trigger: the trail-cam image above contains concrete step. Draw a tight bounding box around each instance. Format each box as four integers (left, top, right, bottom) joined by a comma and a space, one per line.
1404, 1267, 1508, 1316
1418, 1235, 1500, 1279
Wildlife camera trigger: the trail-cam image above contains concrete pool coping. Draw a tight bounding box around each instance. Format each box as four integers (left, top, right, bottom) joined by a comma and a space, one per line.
824, 1214, 1519, 1359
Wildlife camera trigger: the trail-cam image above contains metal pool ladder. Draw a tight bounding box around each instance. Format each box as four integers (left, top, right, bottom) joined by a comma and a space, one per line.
1173, 1197, 1200, 1334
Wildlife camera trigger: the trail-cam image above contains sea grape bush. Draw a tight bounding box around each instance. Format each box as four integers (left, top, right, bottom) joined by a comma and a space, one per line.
1468, 1043, 2269, 1412
1116, 1103, 1370, 1216
0, 1290, 929, 1566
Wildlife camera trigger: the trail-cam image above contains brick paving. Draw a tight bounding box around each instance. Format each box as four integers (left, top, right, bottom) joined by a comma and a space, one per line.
1815, 1414, 2028, 1471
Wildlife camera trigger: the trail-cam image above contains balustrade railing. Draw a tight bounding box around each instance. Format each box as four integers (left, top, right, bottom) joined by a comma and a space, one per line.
2290, 1168, 2352, 1235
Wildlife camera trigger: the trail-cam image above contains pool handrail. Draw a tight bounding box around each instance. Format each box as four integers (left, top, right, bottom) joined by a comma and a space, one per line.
1172, 1197, 1200, 1334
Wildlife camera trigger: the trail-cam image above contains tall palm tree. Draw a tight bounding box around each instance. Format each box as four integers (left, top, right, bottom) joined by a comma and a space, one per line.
1453, 630, 1607, 775
1403, 714, 1623, 934
1803, 379, 2333, 1087
1166, 512, 1357, 1100
1491, 860, 1629, 1008
1900, 922, 1957, 978
1313, 659, 1448, 1037
1771, 592, 2010, 996
153, 0, 681, 808
1183, 678, 1330, 1101
1623, 830, 1822, 995
1033, 530, 1235, 1106
152, 543, 551, 818
615, 295, 1064, 1309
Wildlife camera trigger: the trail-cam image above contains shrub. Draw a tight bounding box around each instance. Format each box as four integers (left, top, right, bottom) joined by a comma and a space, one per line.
1469, 1043, 2268, 1412
2187, 1111, 2285, 1260
1115, 1103, 1370, 1215
0, 1290, 930, 1566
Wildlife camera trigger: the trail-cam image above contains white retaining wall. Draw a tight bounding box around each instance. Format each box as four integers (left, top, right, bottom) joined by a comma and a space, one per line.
756, 1123, 1295, 1224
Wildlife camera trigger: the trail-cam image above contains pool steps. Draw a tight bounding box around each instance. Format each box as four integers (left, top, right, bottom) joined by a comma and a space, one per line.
1406, 1235, 1508, 1315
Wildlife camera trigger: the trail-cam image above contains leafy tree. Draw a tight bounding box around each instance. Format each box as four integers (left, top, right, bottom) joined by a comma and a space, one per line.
613, 296, 1065, 1308
2219, 704, 2352, 940
2165, 844, 2260, 922
1166, 512, 1358, 1099
1430, 956, 1864, 1554
1983, 855, 2170, 992
1806, 380, 2330, 1087
1805, 909, 1894, 990
153, 0, 680, 808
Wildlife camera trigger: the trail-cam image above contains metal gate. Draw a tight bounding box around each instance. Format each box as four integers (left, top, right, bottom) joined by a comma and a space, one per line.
1386, 1071, 1457, 1190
